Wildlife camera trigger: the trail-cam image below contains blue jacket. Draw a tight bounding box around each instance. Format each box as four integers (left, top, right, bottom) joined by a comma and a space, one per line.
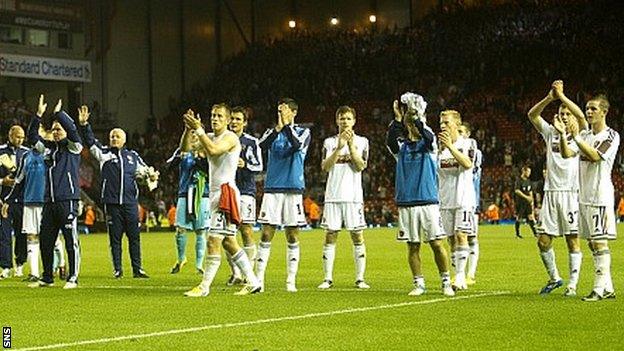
167, 148, 210, 198
259, 124, 310, 193
236, 133, 262, 196
28, 111, 82, 202
79, 123, 149, 205
387, 119, 439, 207
4, 150, 46, 205
0, 142, 28, 200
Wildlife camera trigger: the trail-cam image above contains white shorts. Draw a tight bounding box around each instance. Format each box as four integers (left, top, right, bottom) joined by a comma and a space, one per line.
397, 205, 446, 243
175, 196, 210, 231
441, 208, 475, 236
321, 202, 366, 232
579, 204, 616, 241
22, 205, 43, 234
258, 193, 307, 227
240, 194, 257, 224
209, 191, 238, 236
536, 191, 579, 237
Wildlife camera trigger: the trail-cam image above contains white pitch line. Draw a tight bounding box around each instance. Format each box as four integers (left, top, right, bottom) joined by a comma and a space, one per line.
16, 290, 509, 351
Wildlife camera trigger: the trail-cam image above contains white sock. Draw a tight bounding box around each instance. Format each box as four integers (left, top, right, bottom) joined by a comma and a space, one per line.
440, 271, 451, 288
225, 250, 242, 278
454, 246, 469, 286
286, 242, 300, 285
413, 275, 425, 288
255, 241, 271, 284
568, 251, 582, 289
468, 240, 479, 279
322, 243, 336, 282
540, 248, 561, 282
28, 239, 40, 277
232, 250, 259, 286
55, 238, 66, 267
243, 245, 257, 264
592, 250, 610, 296
199, 255, 221, 291
353, 243, 366, 282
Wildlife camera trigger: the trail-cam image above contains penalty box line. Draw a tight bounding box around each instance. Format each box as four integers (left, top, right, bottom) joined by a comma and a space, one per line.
17, 290, 509, 351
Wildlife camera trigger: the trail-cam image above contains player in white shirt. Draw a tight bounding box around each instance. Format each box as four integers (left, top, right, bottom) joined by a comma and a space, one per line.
565, 94, 619, 302
527, 80, 587, 296
182, 104, 261, 297
438, 110, 476, 290
458, 123, 481, 285
317, 106, 370, 290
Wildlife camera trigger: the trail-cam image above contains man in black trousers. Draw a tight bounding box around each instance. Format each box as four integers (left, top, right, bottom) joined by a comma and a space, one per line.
77, 105, 158, 279
28, 95, 82, 289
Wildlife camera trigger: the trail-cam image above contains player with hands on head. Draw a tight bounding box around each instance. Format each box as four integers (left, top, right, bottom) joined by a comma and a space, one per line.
388, 93, 454, 297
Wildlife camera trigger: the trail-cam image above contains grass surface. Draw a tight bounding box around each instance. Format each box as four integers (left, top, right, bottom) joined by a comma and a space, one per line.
1, 224, 621, 350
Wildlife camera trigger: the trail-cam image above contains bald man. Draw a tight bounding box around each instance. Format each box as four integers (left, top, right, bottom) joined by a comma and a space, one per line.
0, 125, 28, 279
78, 106, 158, 279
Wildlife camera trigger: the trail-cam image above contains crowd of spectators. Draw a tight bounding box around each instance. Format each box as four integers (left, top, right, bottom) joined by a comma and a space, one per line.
2, 0, 623, 227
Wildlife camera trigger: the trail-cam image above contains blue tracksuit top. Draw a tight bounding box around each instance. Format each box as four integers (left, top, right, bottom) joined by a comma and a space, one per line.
4, 150, 46, 205
28, 111, 82, 202
259, 124, 310, 193
0, 143, 28, 200
236, 133, 263, 197
79, 123, 148, 205
167, 148, 210, 198
387, 119, 439, 207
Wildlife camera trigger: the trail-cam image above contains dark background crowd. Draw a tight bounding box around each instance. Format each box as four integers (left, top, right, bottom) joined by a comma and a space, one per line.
2, 0, 623, 228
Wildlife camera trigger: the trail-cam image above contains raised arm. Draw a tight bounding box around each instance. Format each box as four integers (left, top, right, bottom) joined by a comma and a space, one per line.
244, 138, 263, 173
282, 125, 311, 152
439, 132, 473, 169
347, 132, 367, 172
386, 101, 406, 155
567, 118, 602, 162
55, 110, 83, 154
553, 114, 576, 159
258, 128, 279, 150
322, 134, 348, 172
552, 80, 588, 131
183, 111, 239, 156
527, 89, 555, 134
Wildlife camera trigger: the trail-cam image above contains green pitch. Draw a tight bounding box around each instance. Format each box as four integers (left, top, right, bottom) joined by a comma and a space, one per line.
1, 224, 621, 350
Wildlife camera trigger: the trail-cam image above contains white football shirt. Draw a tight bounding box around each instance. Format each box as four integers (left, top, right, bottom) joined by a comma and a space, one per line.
579, 127, 620, 206
208, 131, 241, 193
323, 134, 368, 203
438, 136, 476, 209
539, 119, 579, 191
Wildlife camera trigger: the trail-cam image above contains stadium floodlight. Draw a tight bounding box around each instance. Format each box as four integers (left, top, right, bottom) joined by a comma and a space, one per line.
289, 20, 296, 28
369, 15, 377, 23
330, 17, 339, 26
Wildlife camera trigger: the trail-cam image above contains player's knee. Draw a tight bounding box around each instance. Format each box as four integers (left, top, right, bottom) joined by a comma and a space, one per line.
26, 233, 38, 241
408, 242, 421, 252
350, 231, 364, 244
285, 227, 299, 243
325, 231, 338, 244
565, 236, 580, 252
537, 235, 551, 251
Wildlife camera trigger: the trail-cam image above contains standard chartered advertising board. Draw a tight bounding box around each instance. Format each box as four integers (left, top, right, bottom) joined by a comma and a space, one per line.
0, 53, 91, 82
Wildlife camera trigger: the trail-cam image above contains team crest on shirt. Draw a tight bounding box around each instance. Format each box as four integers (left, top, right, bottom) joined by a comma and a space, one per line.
126, 155, 134, 164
